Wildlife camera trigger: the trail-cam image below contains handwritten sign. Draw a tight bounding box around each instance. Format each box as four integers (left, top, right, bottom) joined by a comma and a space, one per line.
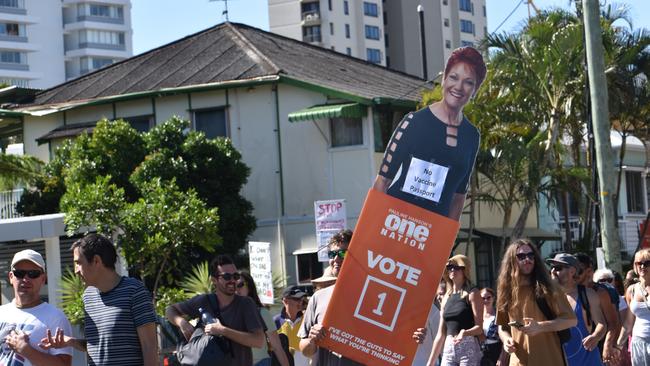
315, 199, 347, 261
248, 241, 274, 304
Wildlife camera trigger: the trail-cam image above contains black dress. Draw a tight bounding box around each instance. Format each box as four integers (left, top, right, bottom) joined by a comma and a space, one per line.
378, 107, 480, 217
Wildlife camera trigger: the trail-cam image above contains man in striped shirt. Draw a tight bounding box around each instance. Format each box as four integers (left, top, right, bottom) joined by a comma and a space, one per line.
40, 234, 158, 366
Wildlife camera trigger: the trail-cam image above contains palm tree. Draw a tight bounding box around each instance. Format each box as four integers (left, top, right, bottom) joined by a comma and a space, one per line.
0, 153, 42, 190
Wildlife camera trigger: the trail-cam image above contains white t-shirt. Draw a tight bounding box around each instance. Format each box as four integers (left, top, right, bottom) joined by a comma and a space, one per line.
0, 301, 73, 366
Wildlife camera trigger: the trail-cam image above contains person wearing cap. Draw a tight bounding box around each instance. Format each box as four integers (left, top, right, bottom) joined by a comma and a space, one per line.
0, 249, 73, 366
39, 233, 158, 366
548, 253, 606, 366
310, 266, 337, 292
495, 239, 576, 366
276, 285, 309, 366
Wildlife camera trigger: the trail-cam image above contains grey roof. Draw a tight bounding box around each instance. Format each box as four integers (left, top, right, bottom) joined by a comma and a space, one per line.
30, 22, 427, 107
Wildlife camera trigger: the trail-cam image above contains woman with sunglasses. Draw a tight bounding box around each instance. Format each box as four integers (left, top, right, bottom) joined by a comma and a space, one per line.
237, 271, 291, 366
618, 248, 650, 366
480, 288, 501, 366
427, 254, 483, 366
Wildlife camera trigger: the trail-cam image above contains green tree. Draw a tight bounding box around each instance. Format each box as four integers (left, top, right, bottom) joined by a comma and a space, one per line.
0, 153, 42, 190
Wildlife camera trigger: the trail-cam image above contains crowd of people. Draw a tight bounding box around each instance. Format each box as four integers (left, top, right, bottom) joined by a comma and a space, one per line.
1, 231, 649, 366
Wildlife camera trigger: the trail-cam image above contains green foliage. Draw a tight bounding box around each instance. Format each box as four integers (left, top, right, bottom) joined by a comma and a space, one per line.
180, 261, 213, 296
59, 268, 86, 326
0, 153, 43, 190
23, 116, 254, 299
155, 286, 188, 317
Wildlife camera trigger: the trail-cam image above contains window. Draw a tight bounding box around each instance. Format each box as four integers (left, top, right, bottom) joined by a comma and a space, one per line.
0, 0, 22, 8
0, 77, 27, 87
345, 24, 350, 38
363, 2, 378, 17
460, 20, 474, 34
384, 33, 389, 48
80, 56, 114, 72
344, 0, 349, 15
0, 51, 22, 63
366, 48, 381, 64
301, 2, 319, 16
386, 56, 390, 67
297, 252, 323, 283
0, 22, 23, 36
444, 18, 449, 27
445, 40, 451, 49
90, 4, 110, 17
383, 11, 387, 25
459, 0, 472, 12
330, 22, 334, 35
365, 25, 380, 40
303, 25, 321, 42
328, 0, 332, 11
443, 0, 448, 5
331, 117, 363, 147
346, 47, 351, 56
80, 30, 125, 46
78, 3, 123, 20
626, 171, 646, 213
193, 108, 227, 139
483, 5, 486, 17
122, 115, 154, 133
461, 40, 474, 47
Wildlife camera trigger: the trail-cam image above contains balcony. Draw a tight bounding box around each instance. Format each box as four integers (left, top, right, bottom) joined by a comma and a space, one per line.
0, 0, 25, 15
302, 34, 321, 44
0, 188, 22, 219
78, 42, 125, 51
301, 11, 321, 26
76, 15, 124, 25
0, 61, 27, 70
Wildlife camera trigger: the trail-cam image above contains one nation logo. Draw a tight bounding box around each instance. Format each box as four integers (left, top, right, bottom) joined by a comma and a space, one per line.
379, 208, 431, 251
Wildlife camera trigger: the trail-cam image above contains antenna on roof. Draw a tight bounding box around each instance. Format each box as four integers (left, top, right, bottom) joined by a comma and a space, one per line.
209, 0, 230, 22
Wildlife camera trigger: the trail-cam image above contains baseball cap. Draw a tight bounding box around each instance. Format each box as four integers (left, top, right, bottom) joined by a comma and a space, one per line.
11, 249, 46, 271
282, 285, 307, 299
546, 253, 578, 269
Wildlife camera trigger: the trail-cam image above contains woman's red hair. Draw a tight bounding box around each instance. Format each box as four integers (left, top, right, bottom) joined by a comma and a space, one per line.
444, 46, 487, 88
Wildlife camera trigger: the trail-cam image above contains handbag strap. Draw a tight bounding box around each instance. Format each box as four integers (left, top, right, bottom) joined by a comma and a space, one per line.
208, 293, 221, 320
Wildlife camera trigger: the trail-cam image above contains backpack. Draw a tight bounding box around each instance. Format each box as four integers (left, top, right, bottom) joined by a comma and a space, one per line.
176, 294, 234, 366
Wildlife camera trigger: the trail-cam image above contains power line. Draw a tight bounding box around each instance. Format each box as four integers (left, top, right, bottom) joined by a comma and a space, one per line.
492, 0, 526, 34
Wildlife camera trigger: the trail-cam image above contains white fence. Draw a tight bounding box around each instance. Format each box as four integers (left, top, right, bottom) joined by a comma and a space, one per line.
0, 189, 23, 219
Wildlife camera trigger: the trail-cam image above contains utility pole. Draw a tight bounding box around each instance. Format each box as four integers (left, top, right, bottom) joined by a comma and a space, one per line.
417, 5, 427, 80
582, 0, 622, 272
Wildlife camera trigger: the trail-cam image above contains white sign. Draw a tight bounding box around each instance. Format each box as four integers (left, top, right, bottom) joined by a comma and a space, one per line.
315, 199, 347, 261
401, 157, 449, 203
248, 241, 274, 305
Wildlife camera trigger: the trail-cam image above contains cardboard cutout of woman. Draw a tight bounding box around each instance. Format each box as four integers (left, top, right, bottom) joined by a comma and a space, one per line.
373, 47, 486, 221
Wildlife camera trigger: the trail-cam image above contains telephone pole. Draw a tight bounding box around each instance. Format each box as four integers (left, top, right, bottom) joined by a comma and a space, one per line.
582, 0, 622, 272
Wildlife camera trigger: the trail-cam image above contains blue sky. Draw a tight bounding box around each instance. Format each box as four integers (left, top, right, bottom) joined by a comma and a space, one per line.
132, 0, 650, 55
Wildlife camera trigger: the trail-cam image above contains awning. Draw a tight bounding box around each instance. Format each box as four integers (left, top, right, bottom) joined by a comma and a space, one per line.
288, 103, 367, 122
36, 121, 96, 145
469, 227, 561, 241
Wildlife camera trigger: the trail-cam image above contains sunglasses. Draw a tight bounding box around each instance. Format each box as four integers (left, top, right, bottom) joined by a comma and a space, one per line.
482, 295, 492, 300
598, 278, 613, 283
550, 265, 566, 272
12, 269, 43, 279
635, 260, 650, 269
516, 252, 535, 261
217, 272, 241, 281
446, 264, 465, 272
328, 249, 347, 260
236, 282, 246, 289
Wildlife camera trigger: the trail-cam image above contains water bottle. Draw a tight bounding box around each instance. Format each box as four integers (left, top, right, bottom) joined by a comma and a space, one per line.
198, 307, 215, 325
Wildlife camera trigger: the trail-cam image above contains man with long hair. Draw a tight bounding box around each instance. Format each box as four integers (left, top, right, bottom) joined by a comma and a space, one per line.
495, 239, 576, 365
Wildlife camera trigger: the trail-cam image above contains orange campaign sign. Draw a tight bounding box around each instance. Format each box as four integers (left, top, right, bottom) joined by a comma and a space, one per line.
320, 188, 460, 366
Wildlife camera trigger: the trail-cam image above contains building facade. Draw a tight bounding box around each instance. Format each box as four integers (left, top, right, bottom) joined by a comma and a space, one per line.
269, 0, 387, 65
0, 0, 132, 89
383, 0, 487, 79
269, 0, 487, 77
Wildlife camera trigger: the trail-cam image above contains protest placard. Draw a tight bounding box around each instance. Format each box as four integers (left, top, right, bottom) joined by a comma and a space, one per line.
315, 199, 347, 261
248, 241, 274, 304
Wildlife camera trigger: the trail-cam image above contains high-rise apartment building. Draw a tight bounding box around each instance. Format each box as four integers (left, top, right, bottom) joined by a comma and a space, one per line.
269, 0, 386, 66
384, 0, 486, 80
0, 0, 132, 89
269, 0, 486, 78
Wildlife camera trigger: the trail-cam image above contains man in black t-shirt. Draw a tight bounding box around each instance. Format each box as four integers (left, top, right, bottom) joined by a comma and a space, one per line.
166, 255, 264, 366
